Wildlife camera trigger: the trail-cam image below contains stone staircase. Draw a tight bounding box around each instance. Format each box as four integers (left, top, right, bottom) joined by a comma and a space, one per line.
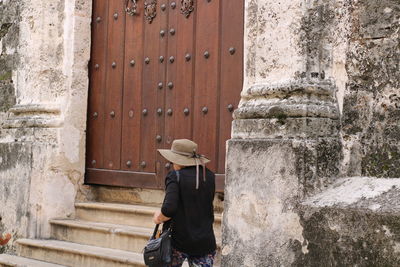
0, 202, 222, 267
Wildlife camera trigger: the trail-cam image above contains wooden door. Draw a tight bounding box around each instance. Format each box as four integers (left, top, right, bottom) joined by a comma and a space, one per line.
85, 0, 244, 191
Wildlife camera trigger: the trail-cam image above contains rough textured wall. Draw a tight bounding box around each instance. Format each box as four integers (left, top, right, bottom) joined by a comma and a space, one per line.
243, 0, 306, 89
0, 0, 94, 254
0, 142, 32, 255
0, 0, 18, 121
299, 0, 351, 112
0, 0, 29, 254
242, 0, 350, 89
224, 0, 400, 266
299, 177, 400, 266
297, 1, 400, 265
223, 138, 341, 266
341, 0, 400, 178
300, 207, 400, 267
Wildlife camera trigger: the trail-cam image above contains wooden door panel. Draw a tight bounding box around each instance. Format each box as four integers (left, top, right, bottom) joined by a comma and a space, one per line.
168, 0, 195, 141
155, 1, 169, 186
86, 0, 108, 169
160, 0, 180, 178
192, 0, 221, 172
103, 1, 126, 170
164, 0, 178, 148
140, 3, 162, 174
120, 2, 144, 172
218, 0, 244, 174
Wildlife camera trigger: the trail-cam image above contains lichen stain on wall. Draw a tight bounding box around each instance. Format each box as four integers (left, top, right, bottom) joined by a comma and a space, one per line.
0, 0, 18, 119
0, 0, 94, 252
342, 0, 400, 178
298, 178, 400, 266
224, 140, 308, 267
0, 0, 24, 254
297, 0, 352, 111
0, 143, 32, 254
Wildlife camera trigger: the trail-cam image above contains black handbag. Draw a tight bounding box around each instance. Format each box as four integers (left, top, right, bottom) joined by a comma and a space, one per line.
144, 171, 179, 266
143, 223, 172, 267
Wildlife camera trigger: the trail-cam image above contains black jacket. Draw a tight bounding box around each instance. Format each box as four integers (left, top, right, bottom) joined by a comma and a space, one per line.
161, 166, 217, 256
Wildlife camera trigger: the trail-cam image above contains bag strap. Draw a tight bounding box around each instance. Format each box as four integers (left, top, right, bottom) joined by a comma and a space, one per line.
176, 170, 180, 183
151, 224, 160, 239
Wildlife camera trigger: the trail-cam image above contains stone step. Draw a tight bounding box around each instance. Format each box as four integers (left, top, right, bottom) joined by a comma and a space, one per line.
16, 239, 145, 267
0, 254, 66, 267
74, 202, 157, 228
92, 186, 225, 214
49, 219, 151, 253
50, 218, 222, 253
75, 202, 222, 235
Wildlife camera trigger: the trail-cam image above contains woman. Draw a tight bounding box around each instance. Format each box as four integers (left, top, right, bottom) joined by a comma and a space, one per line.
153, 139, 217, 267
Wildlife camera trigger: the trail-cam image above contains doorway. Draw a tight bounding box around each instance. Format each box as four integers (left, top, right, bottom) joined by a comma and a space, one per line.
85, 0, 244, 191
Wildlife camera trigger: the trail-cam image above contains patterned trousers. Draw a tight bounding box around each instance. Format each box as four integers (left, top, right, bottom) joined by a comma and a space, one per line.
168, 248, 216, 267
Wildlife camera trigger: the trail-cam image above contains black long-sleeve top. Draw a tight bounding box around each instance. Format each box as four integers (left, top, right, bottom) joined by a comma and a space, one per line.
161, 166, 217, 256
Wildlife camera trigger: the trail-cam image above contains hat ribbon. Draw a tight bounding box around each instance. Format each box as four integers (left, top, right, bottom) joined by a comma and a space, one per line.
170, 149, 207, 189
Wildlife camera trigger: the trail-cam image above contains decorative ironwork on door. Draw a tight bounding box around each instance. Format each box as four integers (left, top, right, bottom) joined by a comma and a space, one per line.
144, 0, 157, 23
180, 0, 194, 18
125, 0, 139, 16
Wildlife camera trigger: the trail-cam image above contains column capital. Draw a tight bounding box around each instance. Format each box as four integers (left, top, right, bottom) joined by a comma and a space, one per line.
2, 103, 63, 129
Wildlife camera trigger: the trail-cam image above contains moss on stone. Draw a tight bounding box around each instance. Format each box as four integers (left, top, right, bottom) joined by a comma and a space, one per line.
0, 3, 19, 116
342, 0, 400, 178
297, 207, 400, 267
0, 71, 12, 81
362, 145, 400, 178
275, 113, 287, 124
0, 23, 12, 39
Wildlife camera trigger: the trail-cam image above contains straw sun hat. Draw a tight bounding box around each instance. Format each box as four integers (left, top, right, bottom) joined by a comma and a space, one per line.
158, 139, 210, 189
157, 139, 210, 166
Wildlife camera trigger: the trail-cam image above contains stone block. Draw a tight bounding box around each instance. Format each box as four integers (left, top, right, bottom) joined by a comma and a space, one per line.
298, 177, 400, 266
222, 138, 341, 266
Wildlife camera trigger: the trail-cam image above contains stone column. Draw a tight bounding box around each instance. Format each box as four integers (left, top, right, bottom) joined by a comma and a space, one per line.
0, 0, 93, 243
222, 0, 345, 266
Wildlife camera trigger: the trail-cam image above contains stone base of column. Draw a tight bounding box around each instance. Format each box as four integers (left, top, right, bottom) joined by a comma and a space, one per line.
222, 137, 341, 266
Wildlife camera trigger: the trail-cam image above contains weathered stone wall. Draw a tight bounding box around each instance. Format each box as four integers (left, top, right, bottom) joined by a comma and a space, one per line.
223, 137, 342, 266
299, 177, 400, 266
341, 0, 400, 178
223, 0, 400, 266
0, 0, 18, 122
295, 1, 400, 265
0, 142, 31, 254
0, 0, 28, 254
0, 0, 94, 254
